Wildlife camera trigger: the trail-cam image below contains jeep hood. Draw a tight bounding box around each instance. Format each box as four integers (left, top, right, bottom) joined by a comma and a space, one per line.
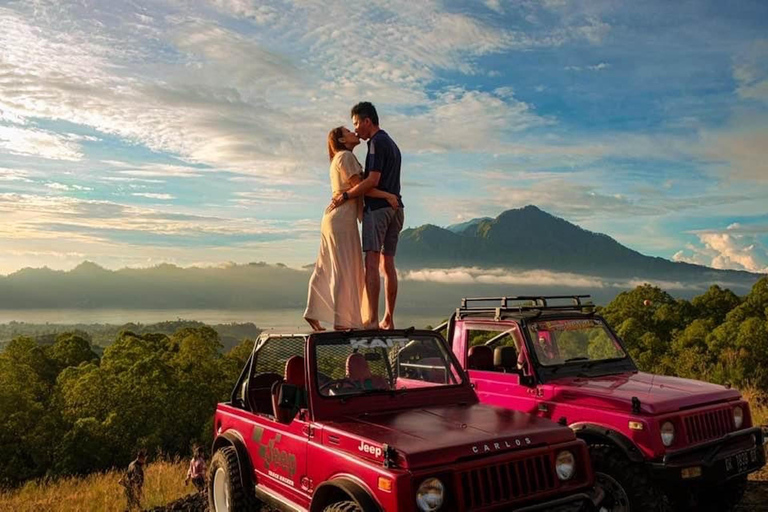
552, 371, 740, 415
321, 403, 576, 469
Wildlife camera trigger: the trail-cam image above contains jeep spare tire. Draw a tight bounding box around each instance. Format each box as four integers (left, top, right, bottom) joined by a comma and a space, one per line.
208, 446, 252, 512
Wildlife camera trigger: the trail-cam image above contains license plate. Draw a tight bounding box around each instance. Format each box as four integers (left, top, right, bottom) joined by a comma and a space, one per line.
723, 447, 760, 476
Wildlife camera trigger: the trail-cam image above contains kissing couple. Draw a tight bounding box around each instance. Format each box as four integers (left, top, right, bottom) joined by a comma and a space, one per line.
303, 102, 404, 332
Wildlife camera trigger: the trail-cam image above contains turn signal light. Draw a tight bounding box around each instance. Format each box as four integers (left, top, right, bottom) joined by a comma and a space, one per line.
628, 421, 644, 430
378, 477, 393, 492
681, 467, 702, 479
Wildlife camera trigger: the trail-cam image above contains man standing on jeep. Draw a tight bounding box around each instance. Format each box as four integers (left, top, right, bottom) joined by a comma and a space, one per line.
118, 449, 146, 511
330, 101, 404, 329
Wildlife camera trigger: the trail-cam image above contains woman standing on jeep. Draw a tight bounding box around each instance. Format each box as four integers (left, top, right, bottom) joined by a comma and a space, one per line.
303, 126, 398, 331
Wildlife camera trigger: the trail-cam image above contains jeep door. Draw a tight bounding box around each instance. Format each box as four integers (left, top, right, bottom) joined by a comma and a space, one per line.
460, 321, 542, 415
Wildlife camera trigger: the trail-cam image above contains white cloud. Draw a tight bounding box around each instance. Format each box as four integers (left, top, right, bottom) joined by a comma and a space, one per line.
132, 192, 175, 200
0, 125, 84, 161
401, 267, 703, 291
675, 224, 768, 273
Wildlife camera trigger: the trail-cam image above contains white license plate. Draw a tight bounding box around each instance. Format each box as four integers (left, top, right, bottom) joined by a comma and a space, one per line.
724, 447, 760, 476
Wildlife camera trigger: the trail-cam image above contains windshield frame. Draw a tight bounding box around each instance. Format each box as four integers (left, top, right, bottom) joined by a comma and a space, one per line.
308, 329, 470, 404
520, 314, 637, 382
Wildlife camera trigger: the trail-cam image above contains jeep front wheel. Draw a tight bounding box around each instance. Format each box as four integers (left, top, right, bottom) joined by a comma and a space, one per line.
208, 446, 253, 512
590, 445, 667, 512
322, 501, 362, 512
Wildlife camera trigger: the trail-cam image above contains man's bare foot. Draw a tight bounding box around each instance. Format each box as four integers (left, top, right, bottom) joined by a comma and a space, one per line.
304, 317, 325, 331
379, 316, 394, 330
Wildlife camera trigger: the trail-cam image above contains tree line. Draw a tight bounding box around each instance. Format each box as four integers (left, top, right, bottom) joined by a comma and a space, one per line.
0, 326, 252, 488
1, 277, 767, 488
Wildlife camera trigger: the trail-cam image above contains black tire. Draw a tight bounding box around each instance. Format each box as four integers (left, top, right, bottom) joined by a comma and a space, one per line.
589, 444, 668, 512
322, 501, 362, 512
208, 446, 254, 512
682, 475, 748, 512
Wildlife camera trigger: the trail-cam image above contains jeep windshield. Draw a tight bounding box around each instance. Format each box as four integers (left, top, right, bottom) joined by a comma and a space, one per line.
314, 333, 465, 397
526, 318, 633, 374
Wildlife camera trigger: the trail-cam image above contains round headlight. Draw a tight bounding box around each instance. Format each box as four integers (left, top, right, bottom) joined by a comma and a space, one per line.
416, 478, 444, 512
734, 406, 744, 429
555, 450, 575, 481
661, 421, 675, 447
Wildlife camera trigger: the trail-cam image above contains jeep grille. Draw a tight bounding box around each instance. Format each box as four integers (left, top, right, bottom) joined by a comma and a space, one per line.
683, 407, 734, 445
458, 454, 557, 509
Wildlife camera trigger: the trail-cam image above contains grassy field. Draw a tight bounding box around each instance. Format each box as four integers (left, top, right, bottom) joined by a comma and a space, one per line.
0, 459, 195, 512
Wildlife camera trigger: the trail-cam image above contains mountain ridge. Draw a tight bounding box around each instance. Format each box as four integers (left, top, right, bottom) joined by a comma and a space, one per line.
397, 205, 761, 283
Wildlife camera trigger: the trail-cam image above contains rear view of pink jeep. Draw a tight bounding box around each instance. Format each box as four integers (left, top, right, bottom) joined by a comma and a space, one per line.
446, 295, 767, 512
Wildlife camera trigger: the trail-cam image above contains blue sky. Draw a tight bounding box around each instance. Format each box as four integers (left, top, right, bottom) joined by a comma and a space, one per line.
1, 0, 767, 275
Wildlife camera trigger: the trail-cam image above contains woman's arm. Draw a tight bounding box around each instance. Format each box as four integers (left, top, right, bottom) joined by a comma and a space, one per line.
348, 175, 399, 207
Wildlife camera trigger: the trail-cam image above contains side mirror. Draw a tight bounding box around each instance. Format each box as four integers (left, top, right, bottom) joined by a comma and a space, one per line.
275, 383, 303, 424
278, 383, 299, 409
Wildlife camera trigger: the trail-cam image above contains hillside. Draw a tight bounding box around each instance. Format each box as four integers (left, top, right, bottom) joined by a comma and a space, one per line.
400, 205, 761, 285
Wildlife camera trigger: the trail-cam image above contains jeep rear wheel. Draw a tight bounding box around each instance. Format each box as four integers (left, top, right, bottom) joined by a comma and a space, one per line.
322, 501, 362, 512
590, 445, 667, 512
208, 446, 253, 512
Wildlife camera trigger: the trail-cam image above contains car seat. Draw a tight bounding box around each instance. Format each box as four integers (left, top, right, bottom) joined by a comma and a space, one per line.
494, 346, 518, 372
467, 345, 494, 371
272, 356, 307, 422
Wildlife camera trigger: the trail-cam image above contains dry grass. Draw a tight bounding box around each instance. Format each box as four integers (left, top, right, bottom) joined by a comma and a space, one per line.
743, 386, 768, 427
0, 459, 195, 512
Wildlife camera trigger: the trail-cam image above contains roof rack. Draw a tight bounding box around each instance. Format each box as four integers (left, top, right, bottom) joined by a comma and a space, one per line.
457, 295, 594, 320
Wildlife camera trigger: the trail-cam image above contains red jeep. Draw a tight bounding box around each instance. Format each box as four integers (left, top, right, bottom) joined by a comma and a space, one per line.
209, 329, 603, 511
444, 295, 767, 511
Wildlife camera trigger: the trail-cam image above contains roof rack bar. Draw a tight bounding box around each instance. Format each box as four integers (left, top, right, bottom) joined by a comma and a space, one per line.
461, 295, 591, 308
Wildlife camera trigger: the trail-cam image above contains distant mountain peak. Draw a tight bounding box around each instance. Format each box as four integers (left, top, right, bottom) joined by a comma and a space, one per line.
71, 261, 108, 273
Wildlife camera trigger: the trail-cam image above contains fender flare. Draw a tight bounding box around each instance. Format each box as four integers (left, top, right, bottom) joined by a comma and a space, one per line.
570, 422, 645, 463
310, 477, 382, 512
212, 431, 254, 491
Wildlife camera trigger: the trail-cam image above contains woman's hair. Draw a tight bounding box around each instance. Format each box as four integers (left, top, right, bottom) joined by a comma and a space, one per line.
327, 126, 346, 162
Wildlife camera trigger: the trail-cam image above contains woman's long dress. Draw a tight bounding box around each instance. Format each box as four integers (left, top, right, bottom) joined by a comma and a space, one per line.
303, 150, 367, 329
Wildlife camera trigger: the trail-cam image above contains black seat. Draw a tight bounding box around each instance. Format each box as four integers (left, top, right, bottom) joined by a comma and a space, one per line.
248, 372, 283, 413
494, 346, 518, 372
468, 345, 494, 371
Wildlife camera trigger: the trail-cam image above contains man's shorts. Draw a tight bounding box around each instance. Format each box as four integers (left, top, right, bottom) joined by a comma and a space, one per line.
363, 207, 404, 255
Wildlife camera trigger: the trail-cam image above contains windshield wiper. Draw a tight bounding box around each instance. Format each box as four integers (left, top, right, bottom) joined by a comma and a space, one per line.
563, 356, 589, 363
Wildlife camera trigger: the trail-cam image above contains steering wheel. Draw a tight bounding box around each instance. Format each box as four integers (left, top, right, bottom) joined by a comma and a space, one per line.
318, 377, 362, 395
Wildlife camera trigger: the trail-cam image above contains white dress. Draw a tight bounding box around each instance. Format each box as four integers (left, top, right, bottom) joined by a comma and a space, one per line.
303, 151, 368, 328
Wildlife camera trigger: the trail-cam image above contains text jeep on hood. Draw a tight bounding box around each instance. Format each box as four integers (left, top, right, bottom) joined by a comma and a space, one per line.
209, 329, 603, 512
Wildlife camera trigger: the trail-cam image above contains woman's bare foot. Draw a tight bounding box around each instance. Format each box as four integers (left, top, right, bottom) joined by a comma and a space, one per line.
379, 316, 394, 330
304, 317, 325, 331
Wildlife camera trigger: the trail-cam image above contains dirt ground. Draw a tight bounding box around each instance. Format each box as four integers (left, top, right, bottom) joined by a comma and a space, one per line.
150, 467, 768, 512
736, 466, 768, 512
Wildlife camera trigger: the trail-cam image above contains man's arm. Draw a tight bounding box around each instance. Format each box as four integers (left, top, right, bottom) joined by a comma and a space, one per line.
345, 171, 380, 199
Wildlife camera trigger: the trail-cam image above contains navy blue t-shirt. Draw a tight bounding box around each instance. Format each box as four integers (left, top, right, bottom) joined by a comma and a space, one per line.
364, 129, 404, 211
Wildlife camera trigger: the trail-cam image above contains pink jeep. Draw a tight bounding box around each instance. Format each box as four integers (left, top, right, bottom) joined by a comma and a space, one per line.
444, 295, 767, 511
209, 329, 603, 511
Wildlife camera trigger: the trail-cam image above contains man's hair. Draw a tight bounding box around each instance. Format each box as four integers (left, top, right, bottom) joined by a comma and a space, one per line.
351, 102, 379, 126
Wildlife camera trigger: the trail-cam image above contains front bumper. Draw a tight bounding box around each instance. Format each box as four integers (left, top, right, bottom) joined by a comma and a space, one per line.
648, 426, 766, 483
514, 487, 604, 512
